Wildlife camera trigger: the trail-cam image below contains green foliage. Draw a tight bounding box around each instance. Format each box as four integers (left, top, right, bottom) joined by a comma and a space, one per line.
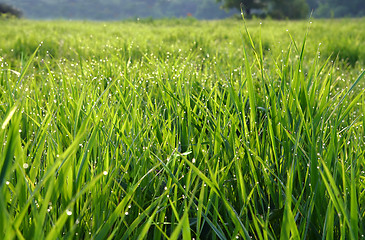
270, 0, 310, 19
314, 0, 365, 18
218, 0, 310, 19
0, 18, 364, 239
219, 0, 365, 19
0, 3, 22, 18
217, 0, 266, 15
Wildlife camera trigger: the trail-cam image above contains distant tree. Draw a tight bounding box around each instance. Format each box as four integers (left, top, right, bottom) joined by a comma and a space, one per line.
0, 3, 22, 18
306, 0, 319, 11
270, 0, 309, 19
314, 0, 365, 18
216, 0, 267, 16
217, 0, 309, 19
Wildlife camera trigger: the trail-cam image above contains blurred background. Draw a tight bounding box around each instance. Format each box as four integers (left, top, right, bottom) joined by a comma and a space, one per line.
0, 0, 364, 20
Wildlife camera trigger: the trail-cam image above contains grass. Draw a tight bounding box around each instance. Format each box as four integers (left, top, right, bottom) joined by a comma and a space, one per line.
0, 17, 364, 239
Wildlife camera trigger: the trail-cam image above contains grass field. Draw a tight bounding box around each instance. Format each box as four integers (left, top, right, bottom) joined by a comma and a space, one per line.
0, 17, 364, 239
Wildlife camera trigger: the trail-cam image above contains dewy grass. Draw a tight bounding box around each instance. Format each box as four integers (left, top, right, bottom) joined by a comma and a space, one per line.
0, 18, 364, 239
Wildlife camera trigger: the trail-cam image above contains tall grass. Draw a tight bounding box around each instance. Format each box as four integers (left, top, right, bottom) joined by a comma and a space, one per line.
0, 18, 364, 239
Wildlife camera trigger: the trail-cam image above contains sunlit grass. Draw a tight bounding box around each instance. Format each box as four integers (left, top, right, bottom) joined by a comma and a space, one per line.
0, 18, 364, 239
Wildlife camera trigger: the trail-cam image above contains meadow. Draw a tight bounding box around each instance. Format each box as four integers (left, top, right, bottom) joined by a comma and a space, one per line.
0, 17, 364, 239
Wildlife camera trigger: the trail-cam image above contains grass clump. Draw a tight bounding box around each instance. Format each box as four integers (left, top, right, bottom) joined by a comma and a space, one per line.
0, 18, 364, 239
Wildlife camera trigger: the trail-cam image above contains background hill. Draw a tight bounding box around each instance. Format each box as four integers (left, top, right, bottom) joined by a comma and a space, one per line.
1, 0, 364, 20
0, 0, 236, 20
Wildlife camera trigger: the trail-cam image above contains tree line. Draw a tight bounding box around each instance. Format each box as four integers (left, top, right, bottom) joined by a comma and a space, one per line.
0, 0, 364, 20
222, 0, 365, 19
